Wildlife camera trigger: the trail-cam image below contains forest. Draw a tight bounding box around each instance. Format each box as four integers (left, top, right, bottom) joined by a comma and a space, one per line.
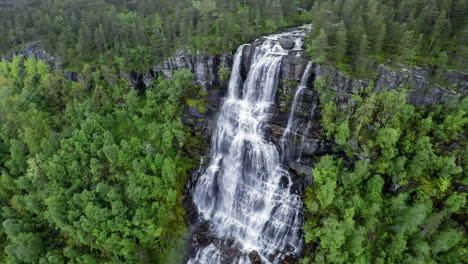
303, 81, 467, 263
0, 0, 312, 71
306, 0, 468, 78
0, 0, 466, 263
0, 56, 200, 263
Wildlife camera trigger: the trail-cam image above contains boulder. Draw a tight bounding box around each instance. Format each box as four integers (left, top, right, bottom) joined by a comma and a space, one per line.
279, 37, 295, 49
288, 162, 313, 177
248, 250, 262, 264
280, 253, 299, 264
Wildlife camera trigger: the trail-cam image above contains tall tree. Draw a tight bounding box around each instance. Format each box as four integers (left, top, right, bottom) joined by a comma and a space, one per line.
308, 28, 329, 63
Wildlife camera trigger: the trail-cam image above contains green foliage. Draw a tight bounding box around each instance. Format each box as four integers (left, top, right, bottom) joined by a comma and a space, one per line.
217, 62, 231, 84
304, 88, 467, 264
307, 29, 329, 63
0, 57, 198, 262
0, 0, 312, 71
305, 0, 468, 77
335, 119, 350, 145
185, 84, 209, 114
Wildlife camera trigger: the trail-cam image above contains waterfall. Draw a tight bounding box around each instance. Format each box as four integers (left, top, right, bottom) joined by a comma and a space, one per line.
189, 27, 309, 264
280, 62, 314, 162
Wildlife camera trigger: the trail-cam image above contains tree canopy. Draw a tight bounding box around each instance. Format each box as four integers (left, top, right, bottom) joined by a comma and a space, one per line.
302, 82, 467, 264
306, 0, 468, 77
0, 56, 200, 263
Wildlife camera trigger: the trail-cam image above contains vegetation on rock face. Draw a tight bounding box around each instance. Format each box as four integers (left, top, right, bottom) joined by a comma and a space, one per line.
302, 82, 467, 264
305, 0, 468, 78
0, 56, 199, 263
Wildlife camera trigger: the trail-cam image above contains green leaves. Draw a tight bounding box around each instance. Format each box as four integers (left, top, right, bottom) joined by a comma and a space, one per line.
5, 232, 44, 263
306, 0, 468, 77
308, 29, 329, 63
304, 88, 466, 264
335, 119, 350, 145
0, 57, 196, 262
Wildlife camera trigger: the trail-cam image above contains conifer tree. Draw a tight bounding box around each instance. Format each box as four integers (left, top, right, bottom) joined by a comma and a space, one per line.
334, 21, 347, 62
308, 28, 329, 63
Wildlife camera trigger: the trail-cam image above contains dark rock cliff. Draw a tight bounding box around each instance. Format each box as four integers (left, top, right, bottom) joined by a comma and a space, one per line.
153, 49, 231, 91
160, 36, 467, 198
153, 49, 232, 151
8, 38, 466, 194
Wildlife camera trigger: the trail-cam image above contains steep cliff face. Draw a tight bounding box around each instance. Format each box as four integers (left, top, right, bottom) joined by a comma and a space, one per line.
154, 48, 467, 177
153, 49, 231, 91
152, 50, 232, 150
10, 40, 466, 180
157, 34, 467, 199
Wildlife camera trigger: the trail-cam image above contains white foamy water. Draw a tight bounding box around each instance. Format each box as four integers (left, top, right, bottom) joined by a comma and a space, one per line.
189, 26, 310, 264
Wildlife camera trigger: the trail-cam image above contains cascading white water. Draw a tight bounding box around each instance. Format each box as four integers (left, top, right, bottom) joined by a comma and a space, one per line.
280, 62, 314, 162
189, 27, 309, 264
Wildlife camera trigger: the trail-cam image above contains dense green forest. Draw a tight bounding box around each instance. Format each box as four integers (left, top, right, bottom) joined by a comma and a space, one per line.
0, 56, 201, 262
0, 0, 312, 71
306, 0, 468, 78
302, 81, 467, 263
302, 2, 468, 261
1, 0, 466, 75
0, 0, 467, 263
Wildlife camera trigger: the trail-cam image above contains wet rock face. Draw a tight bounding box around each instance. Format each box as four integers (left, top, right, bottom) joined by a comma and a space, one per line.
151, 50, 233, 149
187, 220, 249, 263
279, 253, 299, 264
240, 44, 254, 80
153, 49, 231, 91
279, 37, 295, 49
373, 64, 465, 105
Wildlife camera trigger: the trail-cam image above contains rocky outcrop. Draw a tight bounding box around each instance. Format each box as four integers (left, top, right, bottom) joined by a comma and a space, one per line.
151, 50, 233, 150
374, 65, 466, 105
153, 49, 231, 91
3, 42, 83, 82
279, 37, 295, 50
13, 42, 61, 68
248, 250, 262, 264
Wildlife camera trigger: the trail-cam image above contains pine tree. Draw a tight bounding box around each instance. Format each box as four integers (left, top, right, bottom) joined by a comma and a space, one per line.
355, 34, 370, 78
76, 24, 94, 60
271, 0, 283, 23
398, 30, 416, 64
94, 25, 107, 52
334, 21, 347, 62
308, 28, 329, 63
429, 10, 449, 54
366, 0, 386, 54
